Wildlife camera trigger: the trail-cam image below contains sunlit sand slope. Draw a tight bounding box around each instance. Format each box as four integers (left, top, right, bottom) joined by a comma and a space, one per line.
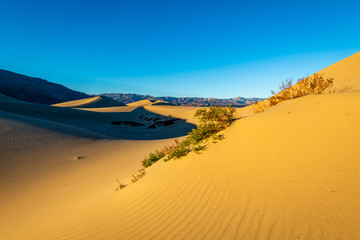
53, 96, 126, 108
317, 51, 360, 90
35, 91, 360, 240
127, 99, 154, 107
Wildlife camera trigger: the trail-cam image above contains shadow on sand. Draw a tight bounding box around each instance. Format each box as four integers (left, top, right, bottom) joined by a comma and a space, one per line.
0, 102, 197, 140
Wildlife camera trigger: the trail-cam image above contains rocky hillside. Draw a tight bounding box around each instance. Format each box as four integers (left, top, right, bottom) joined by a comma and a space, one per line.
0, 69, 89, 104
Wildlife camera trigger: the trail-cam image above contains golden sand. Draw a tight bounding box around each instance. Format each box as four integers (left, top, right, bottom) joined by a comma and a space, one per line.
0, 52, 359, 239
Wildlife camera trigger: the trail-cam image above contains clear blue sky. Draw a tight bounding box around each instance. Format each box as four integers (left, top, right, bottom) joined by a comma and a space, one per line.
1, 0, 359, 98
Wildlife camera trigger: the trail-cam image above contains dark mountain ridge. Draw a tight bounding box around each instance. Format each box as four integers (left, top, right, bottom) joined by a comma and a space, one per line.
0, 69, 89, 104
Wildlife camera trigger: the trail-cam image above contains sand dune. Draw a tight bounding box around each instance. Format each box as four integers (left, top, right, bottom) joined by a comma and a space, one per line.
1, 52, 359, 240
127, 99, 154, 107
0, 93, 28, 103
151, 100, 176, 106
127, 99, 177, 107
53, 96, 126, 108
0, 99, 195, 140
27, 91, 359, 240
318, 51, 360, 90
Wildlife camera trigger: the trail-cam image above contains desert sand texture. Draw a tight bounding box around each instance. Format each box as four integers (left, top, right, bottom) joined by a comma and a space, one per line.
0, 52, 359, 240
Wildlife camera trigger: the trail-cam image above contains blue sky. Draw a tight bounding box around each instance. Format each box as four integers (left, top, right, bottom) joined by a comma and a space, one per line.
0, 0, 359, 98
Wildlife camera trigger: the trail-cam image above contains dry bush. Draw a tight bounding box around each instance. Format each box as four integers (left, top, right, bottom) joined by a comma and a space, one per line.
131, 169, 146, 183
160, 139, 181, 155
142, 106, 236, 167
326, 85, 353, 93
253, 73, 335, 113
165, 141, 191, 161
193, 144, 206, 153
115, 179, 127, 191
142, 139, 183, 167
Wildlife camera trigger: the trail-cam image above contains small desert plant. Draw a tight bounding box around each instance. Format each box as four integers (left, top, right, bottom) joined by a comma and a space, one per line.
188, 106, 236, 144
193, 144, 206, 153
142, 139, 185, 167
326, 85, 353, 93
142, 150, 165, 168
194, 105, 236, 129
131, 169, 146, 183
212, 134, 224, 141
253, 73, 334, 113
211, 134, 224, 143
187, 123, 218, 144
165, 141, 191, 161
115, 179, 127, 191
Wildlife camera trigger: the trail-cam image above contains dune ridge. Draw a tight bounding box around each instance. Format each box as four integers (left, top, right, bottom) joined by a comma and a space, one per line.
53, 96, 126, 108
318, 51, 360, 90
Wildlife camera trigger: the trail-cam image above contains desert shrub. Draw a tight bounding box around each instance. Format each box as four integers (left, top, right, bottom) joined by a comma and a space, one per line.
143, 106, 236, 167
187, 123, 218, 144
326, 85, 353, 93
165, 141, 190, 161
131, 169, 146, 183
253, 73, 334, 113
115, 179, 127, 191
142, 150, 165, 168
212, 134, 224, 141
187, 106, 236, 144
211, 134, 225, 143
194, 105, 236, 129
193, 144, 206, 153
252, 100, 268, 113
188, 106, 236, 143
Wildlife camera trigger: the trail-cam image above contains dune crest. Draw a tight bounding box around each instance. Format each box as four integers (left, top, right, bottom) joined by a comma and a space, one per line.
53, 96, 126, 108
127, 99, 154, 107
317, 51, 360, 90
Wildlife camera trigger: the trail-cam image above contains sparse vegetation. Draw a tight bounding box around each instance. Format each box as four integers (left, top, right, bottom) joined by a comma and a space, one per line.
327, 85, 353, 93
165, 141, 191, 161
253, 73, 335, 113
115, 179, 126, 191
212, 134, 224, 141
193, 144, 206, 153
142, 106, 236, 168
131, 169, 146, 183
211, 134, 225, 143
142, 150, 166, 168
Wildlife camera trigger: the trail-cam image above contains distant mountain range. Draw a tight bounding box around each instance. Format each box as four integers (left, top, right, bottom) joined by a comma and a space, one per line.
0, 69, 263, 107
0, 69, 89, 104
99, 93, 264, 107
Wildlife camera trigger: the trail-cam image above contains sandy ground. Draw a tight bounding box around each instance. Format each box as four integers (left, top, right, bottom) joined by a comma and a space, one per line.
0, 52, 359, 239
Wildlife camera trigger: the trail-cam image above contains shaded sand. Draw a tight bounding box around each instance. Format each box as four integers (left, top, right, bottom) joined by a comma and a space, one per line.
53, 96, 126, 108
0, 100, 195, 140
0, 93, 28, 103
